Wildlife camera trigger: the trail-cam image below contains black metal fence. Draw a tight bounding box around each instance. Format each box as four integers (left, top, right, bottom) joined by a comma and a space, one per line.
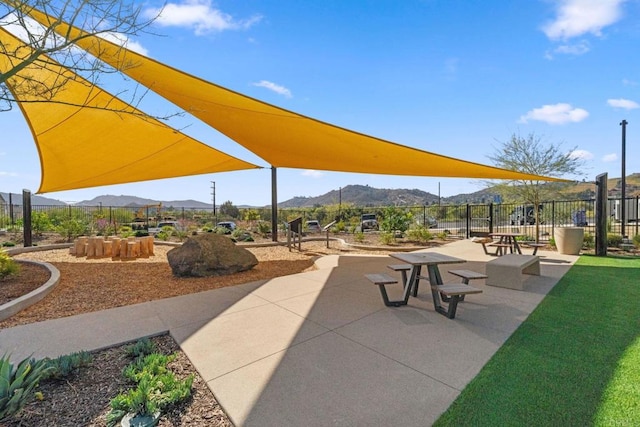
1, 197, 639, 241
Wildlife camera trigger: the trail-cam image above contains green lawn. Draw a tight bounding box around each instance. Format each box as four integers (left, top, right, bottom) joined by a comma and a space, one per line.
434, 255, 640, 426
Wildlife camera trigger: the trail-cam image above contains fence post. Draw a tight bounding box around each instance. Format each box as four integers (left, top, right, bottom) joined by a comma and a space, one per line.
423, 205, 427, 228
22, 189, 32, 247
551, 200, 555, 239
489, 203, 494, 234
465, 204, 470, 239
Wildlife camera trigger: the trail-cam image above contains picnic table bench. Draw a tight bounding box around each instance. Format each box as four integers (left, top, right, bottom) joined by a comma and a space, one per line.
486, 254, 540, 290
365, 273, 408, 307
522, 242, 546, 255
433, 283, 483, 319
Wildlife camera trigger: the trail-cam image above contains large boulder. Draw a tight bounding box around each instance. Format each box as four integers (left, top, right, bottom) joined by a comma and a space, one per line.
166, 233, 258, 277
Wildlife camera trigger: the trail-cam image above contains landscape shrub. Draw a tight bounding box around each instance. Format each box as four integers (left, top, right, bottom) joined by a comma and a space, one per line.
106, 351, 194, 427
0, 355, 52, 422
42, 351, 93, 380
379, 232, 396, 245
583, 232, 595, 249
0, 252, 19, 279
56, 218, 88, 242
607, 234, 623, 248
633, 234, 640, 248
379, 206, 412, 233
405, 226, 432, 244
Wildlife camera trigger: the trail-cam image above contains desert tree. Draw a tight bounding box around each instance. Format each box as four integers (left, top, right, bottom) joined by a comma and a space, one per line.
0, 0, 158, 112
488, 132, 586, 242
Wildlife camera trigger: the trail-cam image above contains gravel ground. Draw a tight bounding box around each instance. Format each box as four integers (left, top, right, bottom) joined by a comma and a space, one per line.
0, 239, 402, 427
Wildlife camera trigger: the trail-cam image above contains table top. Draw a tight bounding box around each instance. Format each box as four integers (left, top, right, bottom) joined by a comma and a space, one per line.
389, 252, 465, 266
489, 232, 523, 238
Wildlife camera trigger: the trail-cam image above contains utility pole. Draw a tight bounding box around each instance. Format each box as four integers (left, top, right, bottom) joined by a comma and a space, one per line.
620, 120, 627, 239
339, 187, 342, 220
211, 181, 217, 225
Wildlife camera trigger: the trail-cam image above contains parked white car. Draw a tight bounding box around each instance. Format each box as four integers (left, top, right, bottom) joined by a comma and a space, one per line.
148, 221, 180, 234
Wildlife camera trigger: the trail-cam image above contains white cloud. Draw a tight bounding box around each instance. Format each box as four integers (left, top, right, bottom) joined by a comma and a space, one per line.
569, 149, 594, 160
145, 0, 262, 35
0, 171, 18, 177
603, 153, 618, 162
99, 32, 149, 56
622, 78, 637, 86
252, 80, 292, 98
518, 103, 589, 125
553, 40, 590, 55
607, 98, 639, 109
542, 0, 625, 41
301, 170, 324, 178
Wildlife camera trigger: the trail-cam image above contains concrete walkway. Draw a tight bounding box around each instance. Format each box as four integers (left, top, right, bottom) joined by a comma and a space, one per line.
0, 239, 579, 426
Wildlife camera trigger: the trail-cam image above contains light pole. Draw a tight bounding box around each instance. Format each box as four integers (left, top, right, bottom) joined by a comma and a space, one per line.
620, 120, 627, 239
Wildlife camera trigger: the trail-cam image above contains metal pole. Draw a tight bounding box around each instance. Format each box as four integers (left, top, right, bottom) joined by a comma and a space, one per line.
211, 181, 216, 225
271, 166, 278, 242
620, 120, 627, 238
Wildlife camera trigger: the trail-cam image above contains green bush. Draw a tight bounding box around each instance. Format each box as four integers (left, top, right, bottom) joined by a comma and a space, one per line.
405, 226, 433, 244
42, 351, 93, 380
1, 242, 16, 247
379, 206, 412, 233
353, 231, 365, 243
607, 234, 623, 248
107, 351, 194, 427
583, 232, 595, 249
0, 252, 19, 280
257, 221, 271, 237
379, 232, 396, 245
0, 354, 53, 421
633, 234, 640, 248
125, 338, 157, 359
56, 218, 88, 242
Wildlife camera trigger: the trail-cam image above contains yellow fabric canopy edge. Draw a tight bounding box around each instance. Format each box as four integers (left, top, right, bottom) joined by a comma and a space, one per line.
0, 26, 260, 193
24, 6, 569, 184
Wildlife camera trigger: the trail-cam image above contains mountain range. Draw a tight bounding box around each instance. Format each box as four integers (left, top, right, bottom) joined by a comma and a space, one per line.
2, 173, 639, 208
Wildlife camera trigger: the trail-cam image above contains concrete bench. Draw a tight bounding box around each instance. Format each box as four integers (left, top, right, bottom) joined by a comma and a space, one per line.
365, 273, 407, 307
433, 283, 482, 319
486, 254, 540, 291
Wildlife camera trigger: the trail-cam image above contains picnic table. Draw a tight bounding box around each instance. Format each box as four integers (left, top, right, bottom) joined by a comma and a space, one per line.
488, 232, 523, 255
388, 252, 476, 318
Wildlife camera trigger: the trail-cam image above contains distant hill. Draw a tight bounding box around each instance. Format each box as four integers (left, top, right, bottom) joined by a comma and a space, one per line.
3, 173, 639, 208
0, 192, 66, 206
75, 195, 212, 209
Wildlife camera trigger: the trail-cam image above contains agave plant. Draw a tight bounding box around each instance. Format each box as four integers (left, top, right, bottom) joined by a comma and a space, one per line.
0, 354, 52, 421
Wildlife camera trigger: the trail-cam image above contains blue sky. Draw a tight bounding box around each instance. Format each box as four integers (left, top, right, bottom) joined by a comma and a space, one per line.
1, 0, 639, 205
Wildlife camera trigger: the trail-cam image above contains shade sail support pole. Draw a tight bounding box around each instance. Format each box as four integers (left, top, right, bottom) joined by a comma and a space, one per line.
271, 166, 278, 242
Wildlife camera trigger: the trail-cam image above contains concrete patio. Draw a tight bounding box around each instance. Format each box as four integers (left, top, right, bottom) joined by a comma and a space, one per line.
0, 239, 579, 426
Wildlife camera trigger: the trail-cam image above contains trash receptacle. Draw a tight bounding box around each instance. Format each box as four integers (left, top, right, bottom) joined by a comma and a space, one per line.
572, 210, 587, 227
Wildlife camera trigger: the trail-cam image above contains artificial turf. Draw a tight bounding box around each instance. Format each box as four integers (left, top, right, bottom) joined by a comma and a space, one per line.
434, 255, 640, 426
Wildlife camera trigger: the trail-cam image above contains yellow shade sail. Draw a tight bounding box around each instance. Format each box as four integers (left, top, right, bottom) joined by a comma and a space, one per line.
0, 27, 259, 193
22, 8, 567, 184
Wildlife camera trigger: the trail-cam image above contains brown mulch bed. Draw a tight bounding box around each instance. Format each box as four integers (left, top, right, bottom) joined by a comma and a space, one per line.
0, 259, 314, 328
2, 334, 233, 427
0, 262, 51, 306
